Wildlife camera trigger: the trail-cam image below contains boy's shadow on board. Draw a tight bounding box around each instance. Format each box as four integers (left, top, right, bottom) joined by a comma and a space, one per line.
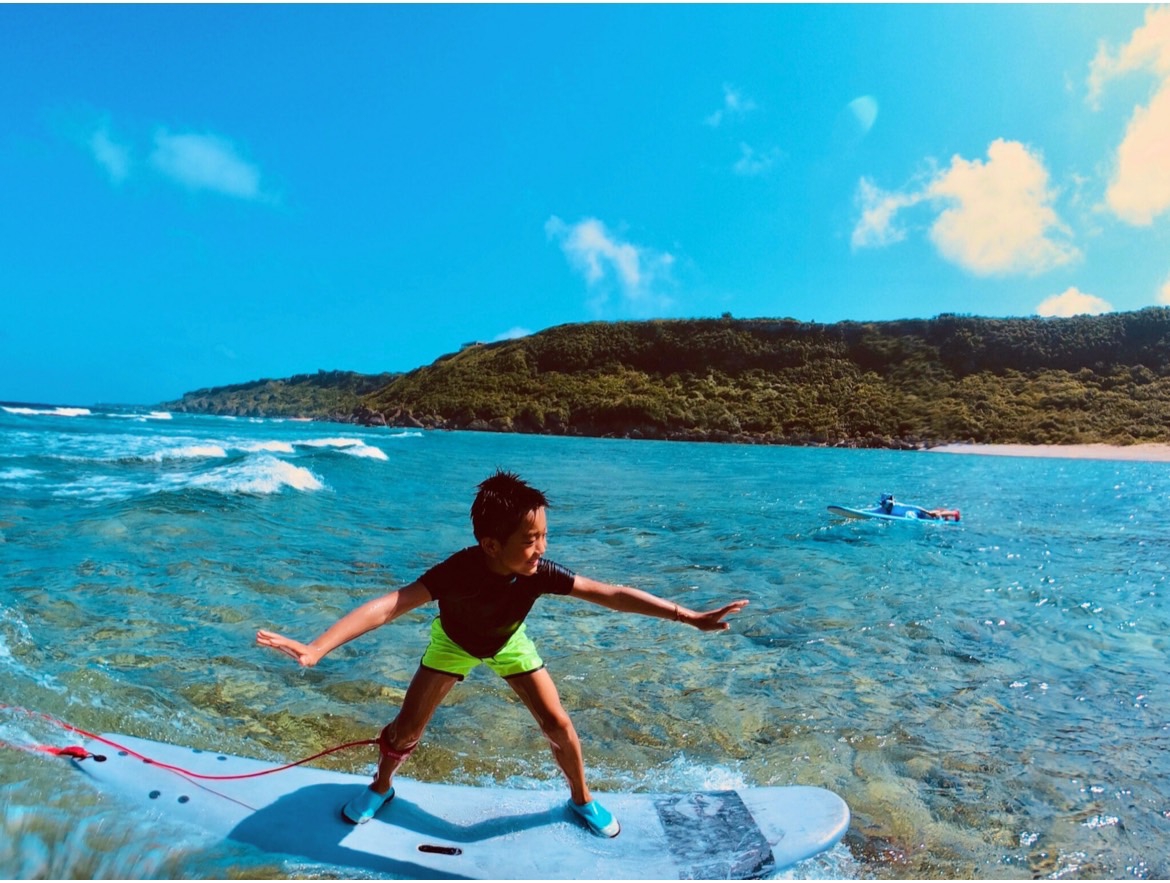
228, 782, 562, 879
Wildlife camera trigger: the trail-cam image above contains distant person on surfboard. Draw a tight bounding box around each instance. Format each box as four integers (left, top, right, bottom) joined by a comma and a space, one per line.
257, 469, 748, 838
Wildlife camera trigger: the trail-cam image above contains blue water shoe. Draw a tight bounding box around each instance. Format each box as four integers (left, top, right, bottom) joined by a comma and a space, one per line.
568, 798, 620, 838
342, 785, 395, 824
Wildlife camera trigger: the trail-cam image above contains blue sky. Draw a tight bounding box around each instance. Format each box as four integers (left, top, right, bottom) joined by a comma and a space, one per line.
3, 4, 1169, 406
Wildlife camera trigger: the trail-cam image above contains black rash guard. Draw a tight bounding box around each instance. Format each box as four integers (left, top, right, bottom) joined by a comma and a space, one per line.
418, 546, 575, 658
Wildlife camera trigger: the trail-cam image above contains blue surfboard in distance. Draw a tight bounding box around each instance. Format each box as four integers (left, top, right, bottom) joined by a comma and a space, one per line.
829, 493, 960, 524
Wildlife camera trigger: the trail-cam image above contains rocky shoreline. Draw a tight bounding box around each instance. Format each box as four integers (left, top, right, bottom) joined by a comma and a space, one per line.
345, 405, 1170, 458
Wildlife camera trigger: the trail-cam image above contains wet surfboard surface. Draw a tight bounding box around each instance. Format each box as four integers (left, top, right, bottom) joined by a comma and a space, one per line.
73, 732, 850, 879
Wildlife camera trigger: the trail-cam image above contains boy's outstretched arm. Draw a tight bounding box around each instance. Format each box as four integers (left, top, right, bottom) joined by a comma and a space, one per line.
256, 582, 432, 667
569, 575, 748, 632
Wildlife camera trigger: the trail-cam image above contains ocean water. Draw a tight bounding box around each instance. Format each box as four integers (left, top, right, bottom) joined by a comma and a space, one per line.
1, 404, 1167, 880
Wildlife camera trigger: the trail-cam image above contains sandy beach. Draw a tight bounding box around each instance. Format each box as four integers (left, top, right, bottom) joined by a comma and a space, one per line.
928, 442, 1170, 462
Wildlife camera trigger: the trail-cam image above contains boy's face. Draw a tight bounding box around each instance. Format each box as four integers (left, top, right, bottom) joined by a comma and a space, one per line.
482, 507, 547, 577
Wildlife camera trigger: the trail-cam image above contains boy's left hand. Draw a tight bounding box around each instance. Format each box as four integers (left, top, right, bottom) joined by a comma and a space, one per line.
686, 599, 749, 631
256, 629, 322, 667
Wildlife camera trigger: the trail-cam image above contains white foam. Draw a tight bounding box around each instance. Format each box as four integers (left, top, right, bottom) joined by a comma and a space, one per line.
189, 455, 324, 495
2, 406, 92, 417
50, 454, 324, 501
17, 431, 223, 465
340, 443, 388, 460
242, 440, 296, 455
0, 467, 41, 482
297, 437, 388, 460
52, 476, 150, 502
95, 434, 280, 464
109, 410, 174, 422
628, 754, 750, 792
0, 606, 64, 692
147, 444, 229, 462
772, 842, 861, 880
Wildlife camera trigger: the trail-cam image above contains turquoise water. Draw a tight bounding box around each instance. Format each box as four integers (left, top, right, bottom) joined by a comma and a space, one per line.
1, 405, 1167, 879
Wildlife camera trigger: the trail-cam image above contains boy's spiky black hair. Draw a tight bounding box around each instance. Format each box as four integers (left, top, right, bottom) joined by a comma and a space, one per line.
471, 470, 550, 542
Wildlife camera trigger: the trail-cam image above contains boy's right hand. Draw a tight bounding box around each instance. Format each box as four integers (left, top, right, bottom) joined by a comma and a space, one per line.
256, 629, 321, 667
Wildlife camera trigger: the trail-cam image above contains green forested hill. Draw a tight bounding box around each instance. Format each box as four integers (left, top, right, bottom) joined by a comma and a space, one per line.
164, 370, 399, 419
166, 310, 1170, 447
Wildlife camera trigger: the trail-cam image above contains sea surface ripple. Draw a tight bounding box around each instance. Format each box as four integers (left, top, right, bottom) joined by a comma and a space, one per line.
1, 406, 1167, 879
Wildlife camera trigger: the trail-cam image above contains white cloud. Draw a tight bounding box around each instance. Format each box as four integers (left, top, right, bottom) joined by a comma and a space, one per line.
1036, 286, 1113, 317
927, 139, 1079, 276
82, 114, 270, 203
1087, 6, 1170, 226
852, 177, 925, 248
545, 216, 675, 316
705, 84, 757, 127
733, 143, 781, 177
1105, 81, 1170, 225
89, 125, 131, 184
1087, 6, 1170, 107
493, 327, 532, 342
149, 130, 264, 200
848, 95, 879, 137
831, 96, 881, 157
1159, 272, 1170, 305
852, 139, 1080, 276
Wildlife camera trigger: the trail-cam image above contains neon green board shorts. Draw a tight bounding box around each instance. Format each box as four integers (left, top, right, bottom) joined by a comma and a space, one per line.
420, 618, 545, 680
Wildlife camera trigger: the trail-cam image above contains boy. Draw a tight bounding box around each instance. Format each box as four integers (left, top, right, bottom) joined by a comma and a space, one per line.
257, 470, 748, 838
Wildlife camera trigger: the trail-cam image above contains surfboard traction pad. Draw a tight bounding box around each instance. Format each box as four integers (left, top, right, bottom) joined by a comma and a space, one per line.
654, 791, 775, 879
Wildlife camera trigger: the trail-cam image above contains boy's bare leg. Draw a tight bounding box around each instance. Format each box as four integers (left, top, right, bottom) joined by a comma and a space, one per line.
506, 668, 591, 806
371, 666, 459, 794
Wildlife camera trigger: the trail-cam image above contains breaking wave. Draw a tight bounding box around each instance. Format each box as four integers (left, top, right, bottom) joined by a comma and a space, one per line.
188, 455, 325, 495
296, 437, 389, 460
2, 406, 92, 418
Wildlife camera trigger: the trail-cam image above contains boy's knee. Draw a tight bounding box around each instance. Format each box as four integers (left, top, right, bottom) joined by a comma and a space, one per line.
538, 709, 576, 743
380, 722, 422, 758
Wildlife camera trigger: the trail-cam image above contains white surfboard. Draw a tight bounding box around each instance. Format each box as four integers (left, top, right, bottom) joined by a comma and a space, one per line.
72, 732, 850, 879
